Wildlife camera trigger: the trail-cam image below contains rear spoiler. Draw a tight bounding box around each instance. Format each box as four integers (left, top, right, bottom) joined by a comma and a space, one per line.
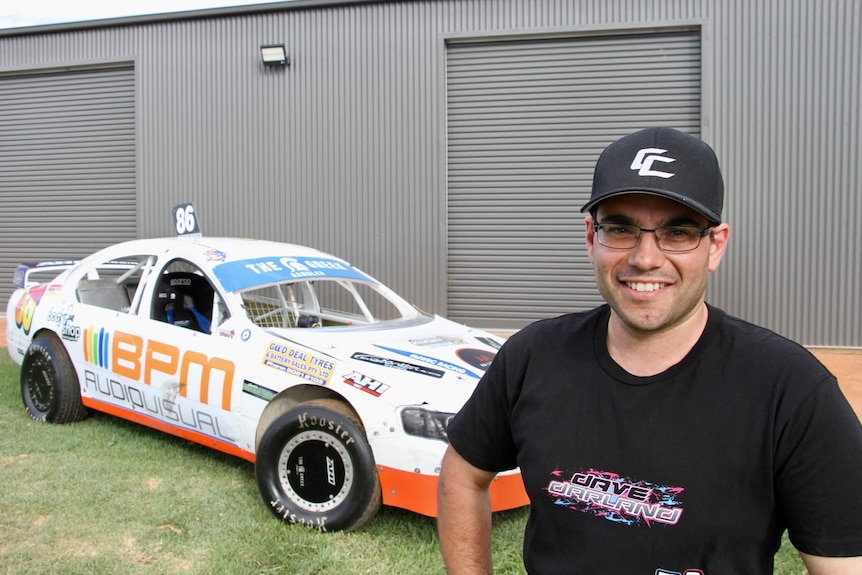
13, 261, 78, 289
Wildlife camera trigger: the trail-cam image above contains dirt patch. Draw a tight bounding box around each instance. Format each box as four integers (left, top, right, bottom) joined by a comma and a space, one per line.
2, 317, 860, 420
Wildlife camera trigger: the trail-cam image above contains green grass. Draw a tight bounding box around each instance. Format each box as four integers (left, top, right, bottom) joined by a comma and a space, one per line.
0, 352, 807, 574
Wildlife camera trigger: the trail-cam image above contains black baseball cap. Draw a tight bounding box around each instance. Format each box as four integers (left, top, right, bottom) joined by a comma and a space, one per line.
581, 127, 724, 224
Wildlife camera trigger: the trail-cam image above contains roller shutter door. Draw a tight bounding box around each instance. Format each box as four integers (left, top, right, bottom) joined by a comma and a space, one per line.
0, 66, 136, 308
447, 31, 701, 329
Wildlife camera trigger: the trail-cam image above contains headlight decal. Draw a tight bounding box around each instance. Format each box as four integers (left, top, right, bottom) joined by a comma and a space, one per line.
400, 407, 455, 442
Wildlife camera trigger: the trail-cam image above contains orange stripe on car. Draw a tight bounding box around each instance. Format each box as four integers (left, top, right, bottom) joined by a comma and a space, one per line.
376, 464, 529, 517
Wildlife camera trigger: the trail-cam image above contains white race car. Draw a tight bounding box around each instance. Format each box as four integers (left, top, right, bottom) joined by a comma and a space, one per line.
5, 211, 526, 532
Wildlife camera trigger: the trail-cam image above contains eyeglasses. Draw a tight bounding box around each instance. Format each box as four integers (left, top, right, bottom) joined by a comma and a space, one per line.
593, 223, 713, 253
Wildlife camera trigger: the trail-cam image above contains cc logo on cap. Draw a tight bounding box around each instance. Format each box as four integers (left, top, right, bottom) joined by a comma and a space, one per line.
631, 148, 676, 178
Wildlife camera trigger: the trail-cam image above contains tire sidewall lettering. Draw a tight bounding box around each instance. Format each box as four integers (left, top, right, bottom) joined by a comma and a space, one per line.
296, 411, 355, 446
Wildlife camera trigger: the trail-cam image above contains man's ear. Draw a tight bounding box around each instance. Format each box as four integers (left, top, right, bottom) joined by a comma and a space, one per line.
707, 223, 730, 272
585, 214, 596, 264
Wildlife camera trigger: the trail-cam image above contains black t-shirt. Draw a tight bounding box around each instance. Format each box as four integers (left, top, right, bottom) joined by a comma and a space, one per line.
448, 305, 862, 574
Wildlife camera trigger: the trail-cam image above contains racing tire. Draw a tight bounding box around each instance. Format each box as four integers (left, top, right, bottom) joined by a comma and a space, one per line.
255, 398, 382, 532
21, 334, 88, 423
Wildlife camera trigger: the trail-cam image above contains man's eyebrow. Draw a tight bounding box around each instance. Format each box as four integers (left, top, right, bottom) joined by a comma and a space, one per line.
596, 213, 634, 224
664, 216, 705, 227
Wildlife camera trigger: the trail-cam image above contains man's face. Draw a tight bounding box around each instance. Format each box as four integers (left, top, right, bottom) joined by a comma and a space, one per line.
585, 193, 729, 336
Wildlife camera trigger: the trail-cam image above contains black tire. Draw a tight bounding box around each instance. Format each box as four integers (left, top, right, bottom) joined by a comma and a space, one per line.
21, 334, 88, 423
255, 398, 382, 532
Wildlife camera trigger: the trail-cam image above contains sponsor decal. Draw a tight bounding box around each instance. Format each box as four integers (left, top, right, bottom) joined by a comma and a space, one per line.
82, 369, 236, 442
81, 327, 236, 411
475, 336, 502, 350
546, 469, 684, 527
243, 380, 277, 402
61, 321, 82, 342
46, 307, 81, 342
408, 335, 466, 348
263, 342, 335, 385
373, 345, 482, 379
204, 249, 227, 262
14, 285, 48, 335
219, 328, 236, 339
213, 255, 374, 291
241, 329, 252, 342
456, 348, 495, 371
350, 352, 445, 378
342, 371, 390, 397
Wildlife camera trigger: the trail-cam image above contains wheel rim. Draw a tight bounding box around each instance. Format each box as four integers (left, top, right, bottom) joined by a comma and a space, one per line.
25, 356, 55, 413
277, 429, 353, 512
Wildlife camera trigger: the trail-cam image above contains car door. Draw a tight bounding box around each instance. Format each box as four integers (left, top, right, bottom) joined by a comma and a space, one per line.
137, 258, 242, 451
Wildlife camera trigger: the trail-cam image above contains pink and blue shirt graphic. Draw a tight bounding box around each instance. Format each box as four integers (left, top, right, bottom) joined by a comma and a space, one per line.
546, 469, 684, 526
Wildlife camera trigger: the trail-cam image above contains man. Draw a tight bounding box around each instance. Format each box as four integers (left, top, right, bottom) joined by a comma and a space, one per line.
438, 127, 862, 574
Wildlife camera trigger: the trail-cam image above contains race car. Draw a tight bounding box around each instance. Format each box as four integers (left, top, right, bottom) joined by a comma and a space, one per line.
5, 208, 527, 532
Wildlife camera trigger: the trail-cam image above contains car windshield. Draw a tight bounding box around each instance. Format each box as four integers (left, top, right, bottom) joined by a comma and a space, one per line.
240, 278, 422, 329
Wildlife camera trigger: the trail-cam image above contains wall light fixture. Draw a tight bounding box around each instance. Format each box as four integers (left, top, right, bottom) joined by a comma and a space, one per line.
260, 44, 289, 67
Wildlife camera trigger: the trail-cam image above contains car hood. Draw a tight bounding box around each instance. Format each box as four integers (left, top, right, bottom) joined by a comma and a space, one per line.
264, 315, 504, 412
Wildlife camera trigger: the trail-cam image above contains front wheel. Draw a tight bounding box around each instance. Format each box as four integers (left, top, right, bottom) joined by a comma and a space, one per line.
21, 334, 88, 423
255, 399, 381, 532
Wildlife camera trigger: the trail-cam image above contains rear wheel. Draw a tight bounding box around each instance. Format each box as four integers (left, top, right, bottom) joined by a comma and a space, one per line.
255, 399, 381, 532
21, 334, 88, 423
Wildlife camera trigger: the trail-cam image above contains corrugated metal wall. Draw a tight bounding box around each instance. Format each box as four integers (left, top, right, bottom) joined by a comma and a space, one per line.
446, 31, 701, 328
0, 66, 137, 305
706, 0, 862, 347
0, 0, 859, 346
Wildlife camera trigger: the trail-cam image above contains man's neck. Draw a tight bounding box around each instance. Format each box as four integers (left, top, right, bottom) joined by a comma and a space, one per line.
606, 303, 709, 377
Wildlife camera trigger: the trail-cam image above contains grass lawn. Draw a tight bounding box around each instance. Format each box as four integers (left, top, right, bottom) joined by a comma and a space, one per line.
0, 352, 807, 574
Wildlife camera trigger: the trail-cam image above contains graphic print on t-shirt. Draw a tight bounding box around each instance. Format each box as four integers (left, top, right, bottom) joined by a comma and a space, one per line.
546, 469, 684, 526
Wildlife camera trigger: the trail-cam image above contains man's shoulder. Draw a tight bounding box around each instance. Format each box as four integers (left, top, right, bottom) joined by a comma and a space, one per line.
709, 305, 831, 376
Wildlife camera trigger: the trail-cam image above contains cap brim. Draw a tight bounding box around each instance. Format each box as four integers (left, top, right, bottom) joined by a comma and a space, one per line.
580, 189, 721, 224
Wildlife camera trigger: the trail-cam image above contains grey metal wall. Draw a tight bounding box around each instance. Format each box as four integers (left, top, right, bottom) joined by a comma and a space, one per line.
446, 31, 701, 328
706, 0, 862, 348
0, 0, 859, 347
0, 66, 137, 306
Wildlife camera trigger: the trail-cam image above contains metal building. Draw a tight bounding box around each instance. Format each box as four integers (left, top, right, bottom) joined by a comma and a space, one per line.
0, 0, 859, 347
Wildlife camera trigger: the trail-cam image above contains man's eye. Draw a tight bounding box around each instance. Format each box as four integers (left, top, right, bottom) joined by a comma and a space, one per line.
606, 226, 635, 236
664, 227, 697, 240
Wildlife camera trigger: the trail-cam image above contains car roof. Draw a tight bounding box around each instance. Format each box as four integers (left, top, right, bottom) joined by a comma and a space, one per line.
102, 236, 377, 292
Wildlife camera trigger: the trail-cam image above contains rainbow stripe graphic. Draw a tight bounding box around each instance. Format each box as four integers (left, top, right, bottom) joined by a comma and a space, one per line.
82, 326, 111, 368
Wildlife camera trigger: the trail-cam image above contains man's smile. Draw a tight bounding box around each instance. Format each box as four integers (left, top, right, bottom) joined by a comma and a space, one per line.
624, 281, 669, 293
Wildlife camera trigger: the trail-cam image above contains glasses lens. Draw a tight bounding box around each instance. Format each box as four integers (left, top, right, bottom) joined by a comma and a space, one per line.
655, 226, 703, 252
597, 224, 639, 249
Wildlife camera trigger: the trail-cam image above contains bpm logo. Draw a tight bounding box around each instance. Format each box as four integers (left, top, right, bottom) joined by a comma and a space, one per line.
82, 327, 236, 410
631, 147, 676, 178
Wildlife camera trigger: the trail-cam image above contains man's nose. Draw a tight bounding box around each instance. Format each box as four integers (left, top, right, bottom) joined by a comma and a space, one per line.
628, 230, 665, 268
